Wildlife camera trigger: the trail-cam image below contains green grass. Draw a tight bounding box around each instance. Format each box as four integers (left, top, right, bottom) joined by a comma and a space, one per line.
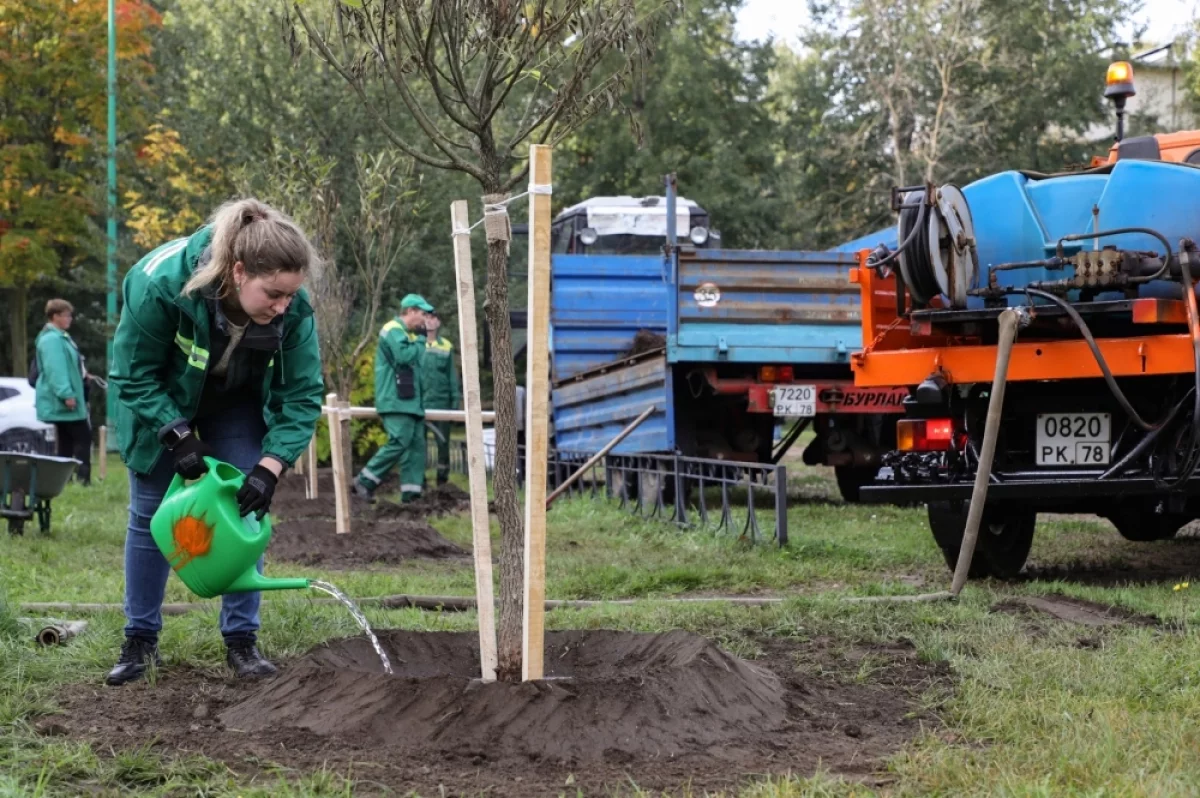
6, 454, 1200, 795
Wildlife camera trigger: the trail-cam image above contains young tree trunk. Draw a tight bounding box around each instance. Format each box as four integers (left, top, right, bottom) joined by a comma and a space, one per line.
9, 287, 28, 377
483, 235, 524, 682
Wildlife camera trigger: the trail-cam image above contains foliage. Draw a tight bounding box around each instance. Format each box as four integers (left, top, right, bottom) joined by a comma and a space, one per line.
124, 124, 225, 248
0, 0, 160, 373
557, 0, 785, 248
761, 0, 1137, 248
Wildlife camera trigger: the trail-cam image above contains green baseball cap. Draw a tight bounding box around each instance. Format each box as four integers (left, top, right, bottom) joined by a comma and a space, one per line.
400, 293, 435, 312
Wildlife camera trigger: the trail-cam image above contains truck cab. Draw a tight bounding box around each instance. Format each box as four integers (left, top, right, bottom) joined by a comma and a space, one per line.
549, 195, 718, 256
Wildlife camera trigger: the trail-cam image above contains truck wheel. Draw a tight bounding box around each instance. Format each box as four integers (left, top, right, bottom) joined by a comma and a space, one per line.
1104, 503, 1189, 542
927, 501, 1036, 580
834, 466, 876, 504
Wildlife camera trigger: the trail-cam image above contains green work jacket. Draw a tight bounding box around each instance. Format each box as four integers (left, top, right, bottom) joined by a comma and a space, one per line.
422, 335, 461, 410
34, 325, 87, 423
374, 317, 425, 416
108, 225, 324, 475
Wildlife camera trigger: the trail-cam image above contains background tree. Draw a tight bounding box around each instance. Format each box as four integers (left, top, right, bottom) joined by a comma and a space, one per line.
291, 0, 676, 681
773, 0, 1134, 247
0, 0, 159, 375
125, 124, 224, 249
556, 0, 783, 248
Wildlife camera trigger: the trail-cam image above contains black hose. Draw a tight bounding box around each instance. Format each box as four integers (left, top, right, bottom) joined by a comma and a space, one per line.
868, 191, 928, 271
1007, 247, 1200, 485
1056, 227, 1173, 284
1019, 288, 1160, 431
1158, 241, 1200, 489
1098, 391, 1190, 479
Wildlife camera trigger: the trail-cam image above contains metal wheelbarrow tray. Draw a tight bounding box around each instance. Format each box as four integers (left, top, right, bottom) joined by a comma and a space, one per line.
0, 452, 78, 535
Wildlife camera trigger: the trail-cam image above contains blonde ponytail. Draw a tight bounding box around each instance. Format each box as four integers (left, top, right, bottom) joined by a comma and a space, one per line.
182, 197, 316, 298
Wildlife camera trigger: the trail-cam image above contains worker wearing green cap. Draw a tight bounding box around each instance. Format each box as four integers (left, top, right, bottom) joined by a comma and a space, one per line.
353, 293, 434, 502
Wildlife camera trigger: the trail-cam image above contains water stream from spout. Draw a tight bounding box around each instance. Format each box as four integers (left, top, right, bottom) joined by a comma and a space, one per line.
309, 580, 394, 675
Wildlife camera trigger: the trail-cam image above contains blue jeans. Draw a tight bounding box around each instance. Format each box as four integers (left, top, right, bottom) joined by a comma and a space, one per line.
123, 402, 266, 642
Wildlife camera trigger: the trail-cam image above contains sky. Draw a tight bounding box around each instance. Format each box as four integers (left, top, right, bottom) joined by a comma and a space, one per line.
734, 0, 1200, 54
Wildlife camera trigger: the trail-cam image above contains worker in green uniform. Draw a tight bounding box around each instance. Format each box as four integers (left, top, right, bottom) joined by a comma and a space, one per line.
353, 293, 434, 502
422, 310, 461, 487
34, 298, 91, 485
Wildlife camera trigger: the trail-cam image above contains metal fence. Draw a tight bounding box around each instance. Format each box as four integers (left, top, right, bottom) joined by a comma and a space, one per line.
425, 436, 788, 546
601, 453, 788, 546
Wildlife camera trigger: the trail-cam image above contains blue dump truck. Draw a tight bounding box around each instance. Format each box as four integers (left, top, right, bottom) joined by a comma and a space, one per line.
512, 177, 906, 502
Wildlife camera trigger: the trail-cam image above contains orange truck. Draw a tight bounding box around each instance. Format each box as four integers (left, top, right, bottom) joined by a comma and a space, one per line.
848, 61, 1200, 578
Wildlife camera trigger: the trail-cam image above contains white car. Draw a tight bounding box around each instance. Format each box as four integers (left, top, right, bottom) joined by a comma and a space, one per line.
0, 377, 55, 454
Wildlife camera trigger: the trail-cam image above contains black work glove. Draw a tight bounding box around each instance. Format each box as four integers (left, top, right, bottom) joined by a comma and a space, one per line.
170, 434, 212, 481
236, 465, 278, 520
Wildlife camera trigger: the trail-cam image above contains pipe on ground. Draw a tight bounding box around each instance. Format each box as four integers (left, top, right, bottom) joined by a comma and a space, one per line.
23, 619, 89, 646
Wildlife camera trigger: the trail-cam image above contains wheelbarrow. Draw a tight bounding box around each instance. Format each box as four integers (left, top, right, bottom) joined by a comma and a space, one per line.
0, 452, 78, 535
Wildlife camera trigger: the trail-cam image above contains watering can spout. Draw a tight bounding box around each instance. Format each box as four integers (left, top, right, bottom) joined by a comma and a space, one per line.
227, 570, 310, 594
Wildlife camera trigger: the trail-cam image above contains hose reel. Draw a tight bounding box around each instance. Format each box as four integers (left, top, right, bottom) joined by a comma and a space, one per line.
896, 185, 980, 309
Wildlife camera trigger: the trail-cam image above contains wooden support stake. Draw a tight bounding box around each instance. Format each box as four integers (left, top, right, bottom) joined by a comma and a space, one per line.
307, 435, 318, 500
97, 426, 107, 482
327, 393, 350, 534
295, 440, 305, 476
451, 199, 498, 682
545, 405, 656, 508
522, 143, 552, 682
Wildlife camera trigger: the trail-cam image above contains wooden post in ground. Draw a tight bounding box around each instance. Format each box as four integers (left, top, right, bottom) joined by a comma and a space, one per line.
327, 393, 350, 534
451, 198, 498, 682
522, 143, 552, 682
295, 440, 305, 476
97, 426, 107, 481
307, 435, 318, 500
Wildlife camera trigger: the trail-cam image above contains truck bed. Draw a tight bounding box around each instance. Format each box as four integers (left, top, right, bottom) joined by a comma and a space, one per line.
670, 248, 862, 364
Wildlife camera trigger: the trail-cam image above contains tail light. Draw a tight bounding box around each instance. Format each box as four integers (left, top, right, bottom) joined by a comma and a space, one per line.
897, 418, 954, 452
758, 365, 795, 383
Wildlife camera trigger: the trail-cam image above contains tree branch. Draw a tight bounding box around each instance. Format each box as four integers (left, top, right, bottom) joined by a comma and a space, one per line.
292, 3, 464, 173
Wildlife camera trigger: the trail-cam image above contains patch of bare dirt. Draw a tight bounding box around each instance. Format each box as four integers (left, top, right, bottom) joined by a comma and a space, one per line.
274, 471, 474, 519
992, 594, 1162, 628
48, 630, 949, 796
267, 516, 467, 568
265, 471, 471, 569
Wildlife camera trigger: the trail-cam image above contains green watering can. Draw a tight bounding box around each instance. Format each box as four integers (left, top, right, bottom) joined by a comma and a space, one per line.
149, 457, 309, 598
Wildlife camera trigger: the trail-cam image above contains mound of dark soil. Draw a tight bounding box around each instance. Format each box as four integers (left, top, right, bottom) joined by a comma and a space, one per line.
266, 470, 473, 568
222, 630, 785, 764
267, 517, 467, 568
50, 630, 946, 796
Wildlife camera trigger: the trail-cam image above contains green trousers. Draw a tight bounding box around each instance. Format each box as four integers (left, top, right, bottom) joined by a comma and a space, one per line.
358, 412, 426, 499
427, 420, 451, 485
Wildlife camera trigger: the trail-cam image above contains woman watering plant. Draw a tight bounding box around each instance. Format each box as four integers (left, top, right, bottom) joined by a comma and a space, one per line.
106, 198, 324, 686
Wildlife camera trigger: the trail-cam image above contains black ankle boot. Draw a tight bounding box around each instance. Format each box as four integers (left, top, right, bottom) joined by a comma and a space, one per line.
225, 640, 277, 678
105, 636, 162, 686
